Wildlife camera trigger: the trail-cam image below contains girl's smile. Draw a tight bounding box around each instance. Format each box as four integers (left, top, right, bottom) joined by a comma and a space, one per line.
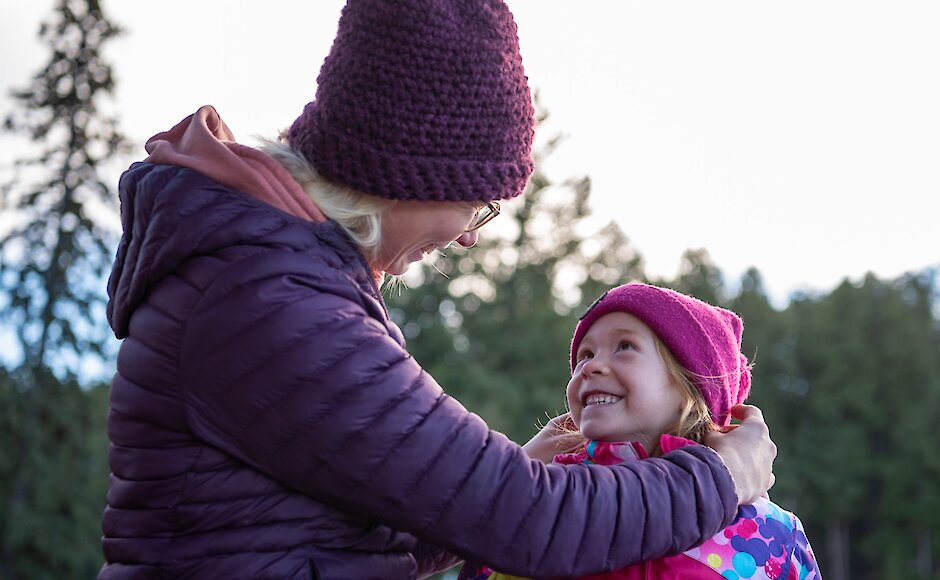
583, 393, 622, 406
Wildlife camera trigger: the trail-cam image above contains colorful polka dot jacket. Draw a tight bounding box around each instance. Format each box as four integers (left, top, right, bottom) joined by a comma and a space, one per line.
458, 437, 821, 580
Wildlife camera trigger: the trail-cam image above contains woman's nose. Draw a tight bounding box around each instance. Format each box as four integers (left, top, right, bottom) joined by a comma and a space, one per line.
456, 231, 478, 248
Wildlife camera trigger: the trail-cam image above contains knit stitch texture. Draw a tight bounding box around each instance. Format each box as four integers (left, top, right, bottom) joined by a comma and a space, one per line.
287, 0, 535, 202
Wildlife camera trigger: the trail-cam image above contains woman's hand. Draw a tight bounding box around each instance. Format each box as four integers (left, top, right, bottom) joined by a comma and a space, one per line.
704, 404, 777, 504
522, 412, 578, 463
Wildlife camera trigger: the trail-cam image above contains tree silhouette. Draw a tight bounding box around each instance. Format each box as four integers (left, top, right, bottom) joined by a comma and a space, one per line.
1, 0, 127, 375
0, 1, 125, 576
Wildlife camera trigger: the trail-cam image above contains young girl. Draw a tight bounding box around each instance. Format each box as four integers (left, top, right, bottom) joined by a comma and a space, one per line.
459, 283, 820, 580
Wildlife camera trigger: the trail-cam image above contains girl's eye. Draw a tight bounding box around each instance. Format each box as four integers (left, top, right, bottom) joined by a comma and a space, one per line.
576, 351, 594, 364
616, 341, 634, 352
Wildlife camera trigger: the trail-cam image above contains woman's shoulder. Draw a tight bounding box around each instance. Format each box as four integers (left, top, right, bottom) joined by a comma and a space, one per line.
123, 161, 361, 270
110, 162, 378, 336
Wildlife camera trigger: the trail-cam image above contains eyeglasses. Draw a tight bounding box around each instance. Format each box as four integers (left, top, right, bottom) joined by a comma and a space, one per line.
465, 201, 501, 232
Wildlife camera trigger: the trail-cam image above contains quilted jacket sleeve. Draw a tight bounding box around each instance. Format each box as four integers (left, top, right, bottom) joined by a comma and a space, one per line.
178, 252, 738, 578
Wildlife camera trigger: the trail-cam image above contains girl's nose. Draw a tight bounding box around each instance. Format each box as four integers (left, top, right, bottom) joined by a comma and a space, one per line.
456, 231, 478, 248
580, 356, 609, 378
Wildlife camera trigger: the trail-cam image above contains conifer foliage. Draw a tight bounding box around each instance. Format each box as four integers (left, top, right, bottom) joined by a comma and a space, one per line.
0, 1, 124, 577
1, 0, 127, 373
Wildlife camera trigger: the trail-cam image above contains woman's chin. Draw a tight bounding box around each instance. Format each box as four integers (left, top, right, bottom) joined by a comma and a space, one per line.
384, 254, 423, 276
384, 263, 410, 276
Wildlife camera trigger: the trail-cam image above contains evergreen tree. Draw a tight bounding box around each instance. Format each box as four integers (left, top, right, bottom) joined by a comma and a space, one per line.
855, 272, 940, 579
782, 272, 940, 579
0, 368, 110, 579
0, 0, 126, 576
0, 0, 127, 374
668, 247, 726, 305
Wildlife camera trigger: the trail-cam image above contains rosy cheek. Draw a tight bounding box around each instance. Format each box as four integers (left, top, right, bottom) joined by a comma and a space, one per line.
565, 379, 581, 419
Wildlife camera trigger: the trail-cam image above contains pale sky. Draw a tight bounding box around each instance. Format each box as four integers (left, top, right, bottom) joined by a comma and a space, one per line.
2, 1, 939, 307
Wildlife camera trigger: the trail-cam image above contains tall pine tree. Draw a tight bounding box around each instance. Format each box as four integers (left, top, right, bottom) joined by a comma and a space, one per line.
1, 0, 126, 374
0, 0, 125, 576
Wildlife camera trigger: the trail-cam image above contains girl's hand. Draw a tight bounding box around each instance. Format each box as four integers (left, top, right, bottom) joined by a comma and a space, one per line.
522, 412, 578, 463
704, 404, 777, 504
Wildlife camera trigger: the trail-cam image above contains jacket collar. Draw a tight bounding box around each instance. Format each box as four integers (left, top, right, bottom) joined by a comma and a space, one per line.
553, 434, 700, 466
107, 162, 381, 339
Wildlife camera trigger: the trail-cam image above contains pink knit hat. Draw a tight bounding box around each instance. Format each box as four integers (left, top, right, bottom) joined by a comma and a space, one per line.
570, 283, 751, 427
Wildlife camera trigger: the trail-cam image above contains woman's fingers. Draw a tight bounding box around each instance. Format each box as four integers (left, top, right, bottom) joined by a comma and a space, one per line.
706, 404, 777, 504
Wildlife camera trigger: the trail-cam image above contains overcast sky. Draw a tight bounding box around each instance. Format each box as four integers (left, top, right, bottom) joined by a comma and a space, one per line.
2, 0, 939, 307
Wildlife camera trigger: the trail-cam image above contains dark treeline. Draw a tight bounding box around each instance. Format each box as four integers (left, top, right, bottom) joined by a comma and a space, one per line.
1, 1, 939, 579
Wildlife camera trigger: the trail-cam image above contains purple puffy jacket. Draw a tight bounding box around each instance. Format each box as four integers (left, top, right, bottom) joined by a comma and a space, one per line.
100, 162, 738, 579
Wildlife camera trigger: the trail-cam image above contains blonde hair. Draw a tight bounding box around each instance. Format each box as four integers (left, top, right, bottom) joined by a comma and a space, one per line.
651, 335, 721, 456
558, 333, 720, 458
258, 138, 393, 259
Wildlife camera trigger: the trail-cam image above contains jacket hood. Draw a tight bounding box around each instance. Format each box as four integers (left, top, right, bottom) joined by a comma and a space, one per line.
106, 162, 371, 339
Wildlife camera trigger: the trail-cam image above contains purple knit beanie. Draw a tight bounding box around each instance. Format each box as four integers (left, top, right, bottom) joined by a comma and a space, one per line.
570, 283, 751, 427
287, 0, 535, 203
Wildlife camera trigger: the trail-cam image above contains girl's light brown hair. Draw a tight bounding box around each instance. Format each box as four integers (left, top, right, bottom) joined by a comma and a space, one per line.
650, 335, 721, 456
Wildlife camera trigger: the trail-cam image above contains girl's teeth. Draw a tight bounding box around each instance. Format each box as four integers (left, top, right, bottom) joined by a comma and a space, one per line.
585, 394, 622, 406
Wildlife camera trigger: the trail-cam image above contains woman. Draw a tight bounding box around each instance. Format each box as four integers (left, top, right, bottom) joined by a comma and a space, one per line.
101, 0, 775, 578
